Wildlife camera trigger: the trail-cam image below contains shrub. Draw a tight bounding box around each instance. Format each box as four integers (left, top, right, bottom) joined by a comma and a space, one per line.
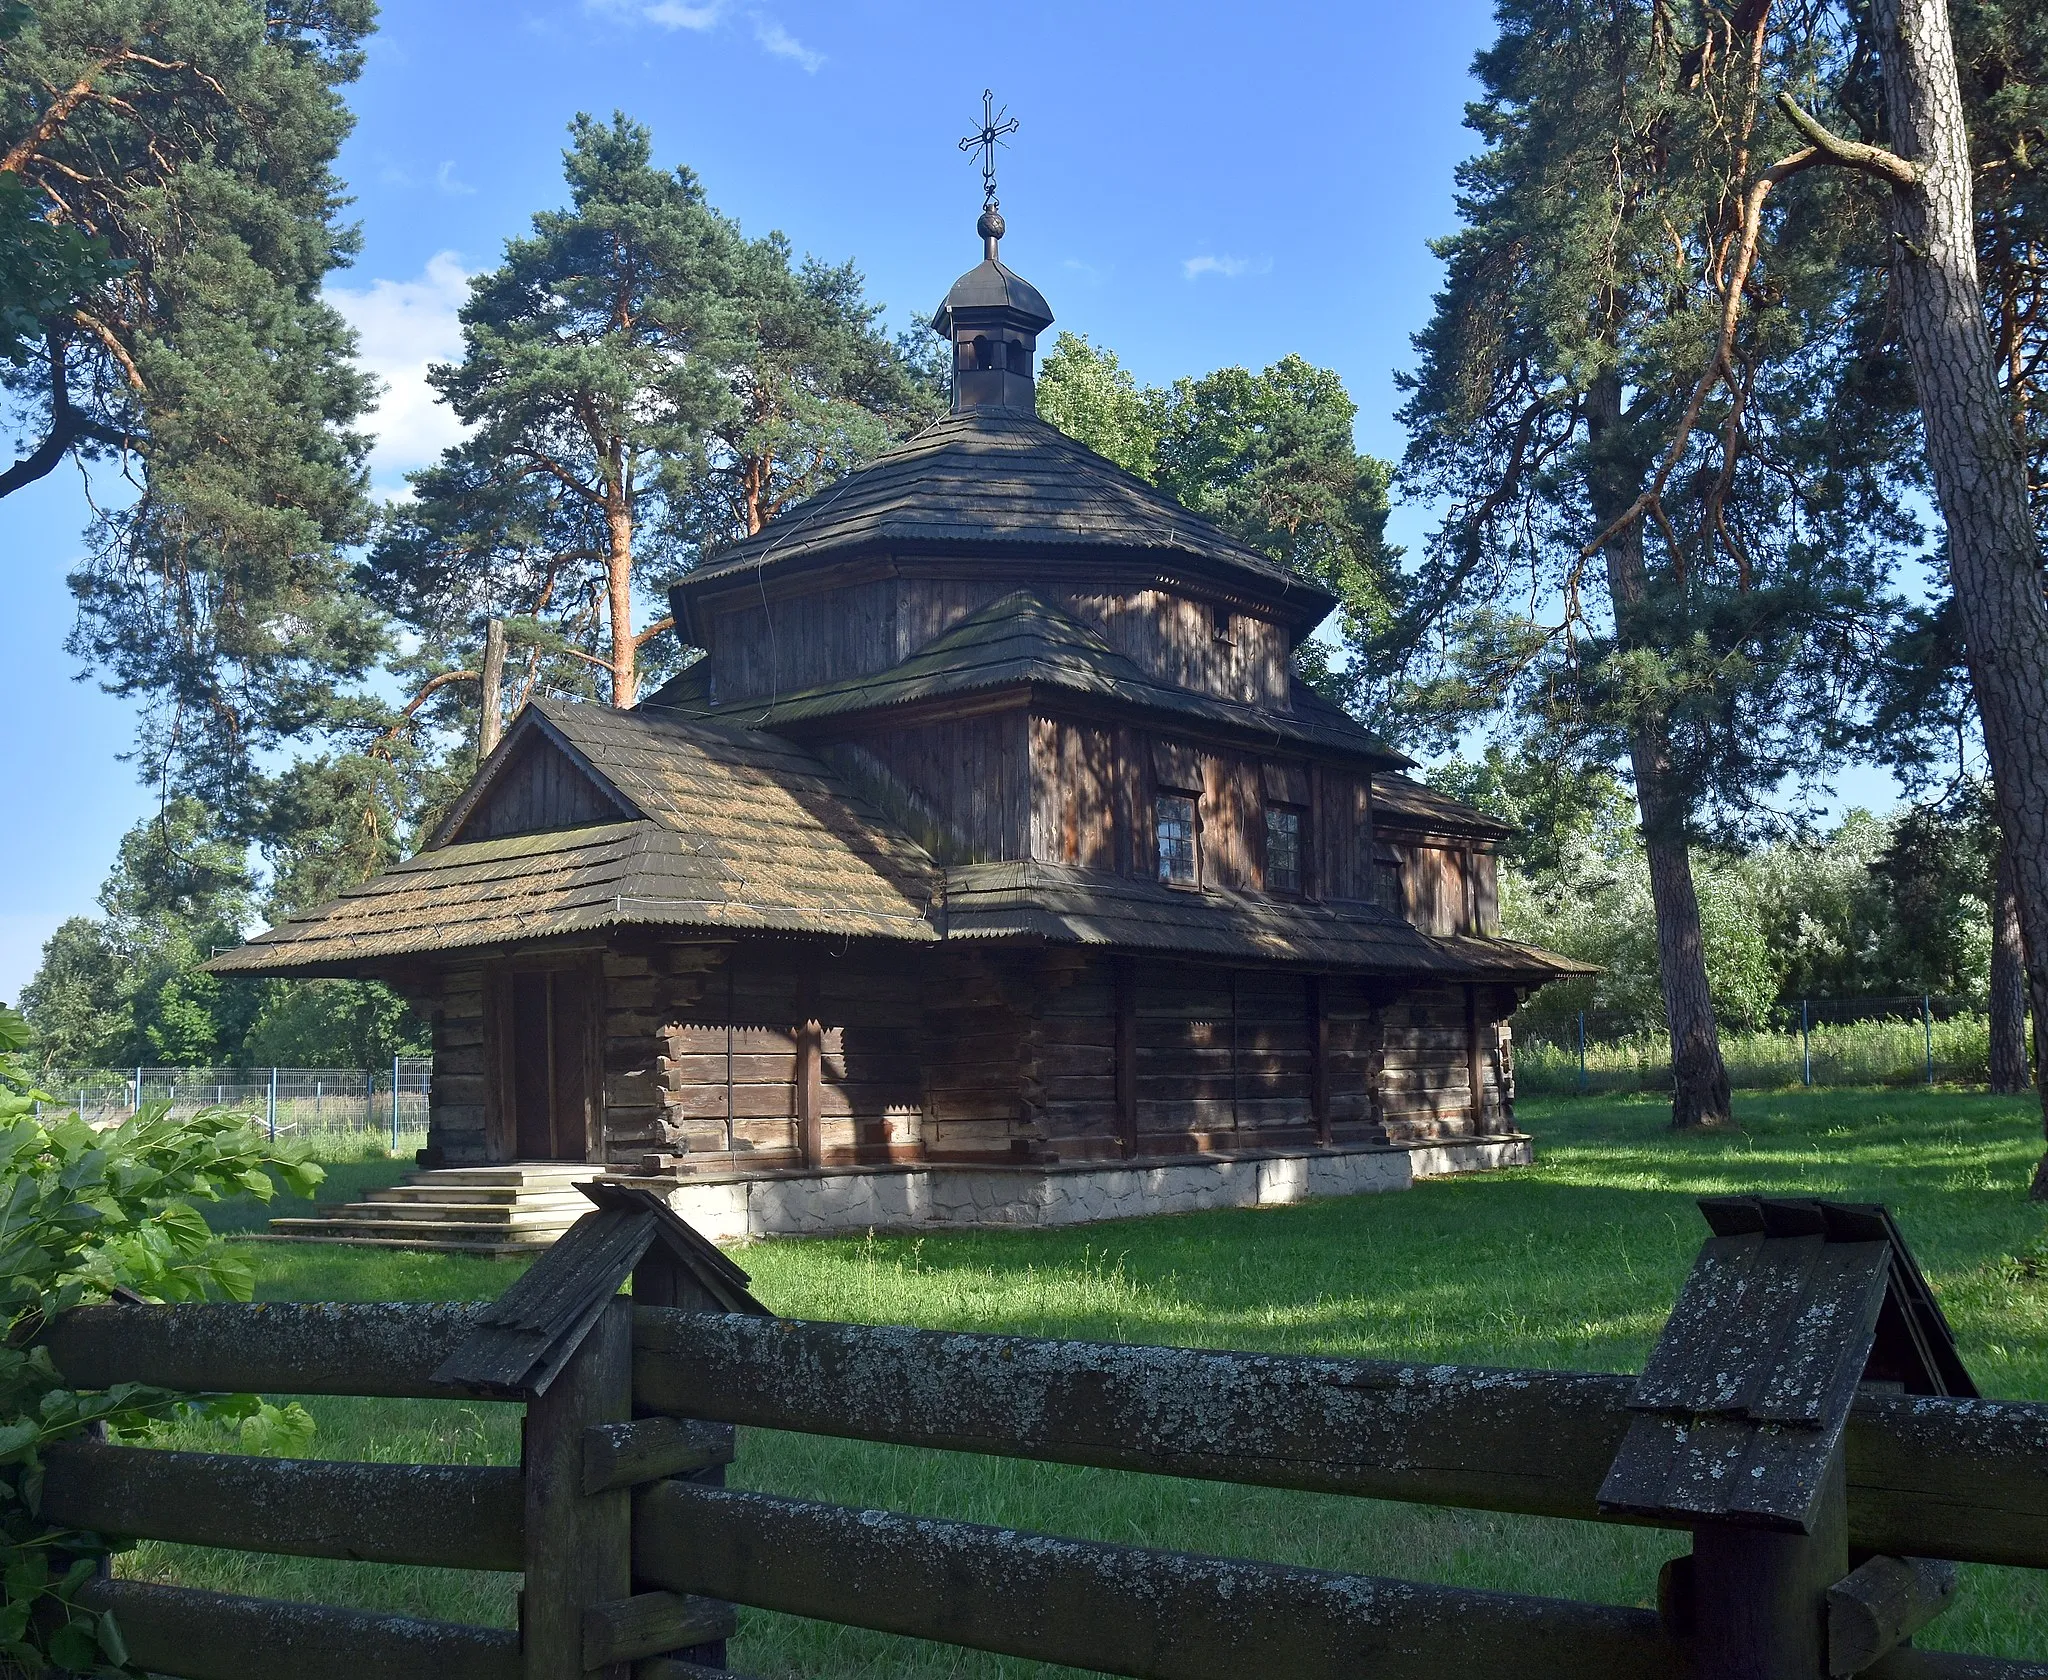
0, 1006, 323, 1674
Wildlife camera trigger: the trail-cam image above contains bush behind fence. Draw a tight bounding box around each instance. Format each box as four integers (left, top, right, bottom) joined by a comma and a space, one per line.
44, 1063, 432, 1149
1516, 1003, 1994, 1096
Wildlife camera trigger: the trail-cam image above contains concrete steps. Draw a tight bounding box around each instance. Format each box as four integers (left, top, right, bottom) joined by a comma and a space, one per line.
267, 1162, 601, 1253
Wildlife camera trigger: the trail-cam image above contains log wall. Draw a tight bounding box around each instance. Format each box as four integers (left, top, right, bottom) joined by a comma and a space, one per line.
425, 966, 489, 1165
414, 951, 1518, 1171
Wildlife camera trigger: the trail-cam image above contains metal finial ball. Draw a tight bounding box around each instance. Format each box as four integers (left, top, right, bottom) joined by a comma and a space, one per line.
977, 206, 1006, 244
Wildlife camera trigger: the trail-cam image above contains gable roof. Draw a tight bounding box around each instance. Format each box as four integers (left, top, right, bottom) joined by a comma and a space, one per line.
648, 591, 1408, 766
207, 701, 942, 976
669, 410, 1340, 630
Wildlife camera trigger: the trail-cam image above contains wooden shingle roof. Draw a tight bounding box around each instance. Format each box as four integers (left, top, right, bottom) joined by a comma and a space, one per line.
1370, 775, 1514, 840
649, 592, 1408, 766
939, 861, 1593, 979
670, 411, 1340, 630
208, 702, 941, 976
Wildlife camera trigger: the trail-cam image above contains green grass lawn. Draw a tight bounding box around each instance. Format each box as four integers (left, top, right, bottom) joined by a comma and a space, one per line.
124, 1087, 2048, 1678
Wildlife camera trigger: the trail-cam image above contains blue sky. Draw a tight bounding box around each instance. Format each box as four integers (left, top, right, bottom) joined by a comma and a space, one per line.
0, 0, 1899, 999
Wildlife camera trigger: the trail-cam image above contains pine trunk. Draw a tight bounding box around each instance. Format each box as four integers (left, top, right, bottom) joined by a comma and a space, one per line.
606, 498, 636, 708
1874, 0, 2048, 1191
1587, 373, 1733, 1130
1990, 841, 2032, 1094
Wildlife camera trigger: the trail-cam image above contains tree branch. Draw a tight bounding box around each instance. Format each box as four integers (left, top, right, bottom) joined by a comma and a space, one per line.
0, 334, 128, 500
1, 53, 129, 175
630, 614, 674, 650
1580, 139, 1821, 563
1774, 94, 1921, 186
371, 668, 479, 752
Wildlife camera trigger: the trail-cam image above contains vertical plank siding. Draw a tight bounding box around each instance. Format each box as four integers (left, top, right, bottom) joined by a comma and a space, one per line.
1059, 590, 1290, 708
700, 577, 1292, 712
454, 738, 628, 843
843, 711, 1030, 865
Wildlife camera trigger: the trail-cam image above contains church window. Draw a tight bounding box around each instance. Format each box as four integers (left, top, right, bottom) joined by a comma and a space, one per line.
1265, 805, 1303, 894
1155, 793, 1198, 887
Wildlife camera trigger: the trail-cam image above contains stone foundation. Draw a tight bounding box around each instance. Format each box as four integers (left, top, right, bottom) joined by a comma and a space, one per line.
612, 1134, 1532, 1243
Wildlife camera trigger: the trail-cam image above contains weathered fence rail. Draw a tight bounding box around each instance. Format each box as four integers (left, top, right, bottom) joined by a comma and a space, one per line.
30, 1187, 2048, 1680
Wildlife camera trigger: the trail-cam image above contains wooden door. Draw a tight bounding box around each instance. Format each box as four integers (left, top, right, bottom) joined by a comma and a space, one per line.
489, 965, 599, 1162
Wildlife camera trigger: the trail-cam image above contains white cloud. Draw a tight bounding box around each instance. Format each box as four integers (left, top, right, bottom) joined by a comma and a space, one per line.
590, 0, 820, 69
1182, 254, 1272, 281
434, 160, 477, 196
326, 251, 472, 492
643, 0, 722, 25
752, 14, 823, 70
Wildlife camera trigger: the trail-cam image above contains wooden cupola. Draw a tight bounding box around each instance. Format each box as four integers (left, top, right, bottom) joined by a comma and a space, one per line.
932, 204, 1054, 414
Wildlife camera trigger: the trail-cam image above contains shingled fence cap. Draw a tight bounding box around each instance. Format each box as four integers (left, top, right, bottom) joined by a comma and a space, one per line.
430, 1181, 769, 1400
1598, 1195, 1976, 1535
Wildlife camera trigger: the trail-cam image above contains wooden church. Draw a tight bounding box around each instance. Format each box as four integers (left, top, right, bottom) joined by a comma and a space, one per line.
212, 198, 1584, 1245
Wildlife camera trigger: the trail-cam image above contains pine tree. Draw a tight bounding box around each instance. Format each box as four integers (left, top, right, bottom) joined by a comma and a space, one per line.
2, 0, 380, 808
371, 112, 936, 733
1395, 0, 1917, 1127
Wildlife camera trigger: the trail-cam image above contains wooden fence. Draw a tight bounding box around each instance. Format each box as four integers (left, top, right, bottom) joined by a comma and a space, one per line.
30, 1186, 2048, 1680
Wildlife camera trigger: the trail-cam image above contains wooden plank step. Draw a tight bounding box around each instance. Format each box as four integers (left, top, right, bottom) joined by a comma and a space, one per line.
326, 1202, 586, 1228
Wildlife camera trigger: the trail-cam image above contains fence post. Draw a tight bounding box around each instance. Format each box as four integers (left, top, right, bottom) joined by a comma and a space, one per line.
1577, 1010, 1587, 1094
1687, 1460, 1848, 1680
1924, 994, 1934, 1085
391, 1054, 402, 1151
133, 1065, 142, 1114
1801, 999, 1811, 1088
266, 1068, 277, 1141
521, 1297, 633, 1679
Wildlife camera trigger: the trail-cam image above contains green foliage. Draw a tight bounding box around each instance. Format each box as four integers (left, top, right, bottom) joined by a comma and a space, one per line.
1034, 336, 1396, 698
18, 802, 423, 1072
3, 0, 382, 810
1480, 775, 2000, 1041
1035, 332, 1162, 479
1426, 745, 1631, 877
239, 980, 428, 1069
0, 1005, 322, 1675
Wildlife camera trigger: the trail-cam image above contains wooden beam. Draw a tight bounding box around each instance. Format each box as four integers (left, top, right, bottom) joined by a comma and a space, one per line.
1114, 954, 1138, 1159
632, 1481, 1680, 1680
582, 1418, 736, 1496
74, 1579, 517, 1680
628, 1309, 2048, 1569
43, 1302, 481, 1398
795, 972, 823, 1169
1309, 975, 1331, 1148
1688, 1452, 1847, 1680
1828, 1555, 1959, 1675
523, 1298, 633, 1680
40, 1442, 521, 1570
581, 1594, 736, 1668
1466, 985, 1488, 1135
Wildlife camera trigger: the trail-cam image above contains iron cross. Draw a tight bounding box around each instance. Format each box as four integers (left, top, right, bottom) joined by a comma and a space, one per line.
959, 90, 1018, 210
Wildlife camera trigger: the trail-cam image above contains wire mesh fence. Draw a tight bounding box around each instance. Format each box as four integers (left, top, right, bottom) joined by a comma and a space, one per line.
1513, 996, 1997, 1097
41, 1062, 432, 1154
